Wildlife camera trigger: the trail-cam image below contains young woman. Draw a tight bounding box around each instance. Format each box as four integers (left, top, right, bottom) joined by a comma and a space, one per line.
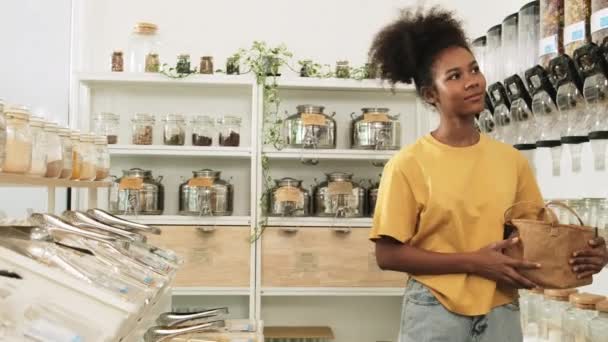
368, 7, 608, 342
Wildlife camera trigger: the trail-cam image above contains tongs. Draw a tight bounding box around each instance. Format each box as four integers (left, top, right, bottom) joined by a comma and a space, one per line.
62, 210, 146, 243
144, 320, 225, 342
86, 209, 161, 235
157, 307, 229, 327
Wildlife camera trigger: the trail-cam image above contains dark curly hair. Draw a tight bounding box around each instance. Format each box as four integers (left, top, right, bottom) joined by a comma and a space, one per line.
369, 6, 470, 97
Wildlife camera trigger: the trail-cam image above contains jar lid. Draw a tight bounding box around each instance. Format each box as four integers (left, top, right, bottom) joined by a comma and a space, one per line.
596, 299, 608, 312
201, 56, 213, 60
275, 177, 302, 187
57, 127, 71, 136
362, 107, 390, 113
113, 50, 123, 55
29, 116, 46, 128
570, 293, 605, 306
218, 115, 242, 125
5, 105, 30, 120
70, 130, 81, 139
163, 114, 185, 122
123, 168, 147, 177
95, 136, 108, 145
192, 115, 214, 124
336, 60, 349, 66
80, 133, 95, 142
133, 113, 155, 122
177, 54, 190, 59
133, 22, 158, 34
327, 172, 353, 182
544, 289, 578, 300
297, 104, 325, 114
43, 122, 59, 132
96, 112, 119, 120
193, 169, 220, 178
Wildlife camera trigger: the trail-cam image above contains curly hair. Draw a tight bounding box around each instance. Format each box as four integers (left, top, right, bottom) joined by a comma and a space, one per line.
369, 6, 470, 97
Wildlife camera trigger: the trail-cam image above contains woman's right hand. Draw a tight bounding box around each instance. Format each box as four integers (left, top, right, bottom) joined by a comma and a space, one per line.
469, 237, 541, 289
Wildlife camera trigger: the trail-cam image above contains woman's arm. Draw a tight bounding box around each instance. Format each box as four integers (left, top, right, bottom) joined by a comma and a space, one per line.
375, 236, 540, 288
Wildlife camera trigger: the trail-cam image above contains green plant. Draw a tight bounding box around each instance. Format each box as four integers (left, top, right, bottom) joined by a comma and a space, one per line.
159, 63, 198, 79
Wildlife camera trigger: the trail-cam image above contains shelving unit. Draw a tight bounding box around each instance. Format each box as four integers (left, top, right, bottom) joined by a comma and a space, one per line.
266, 217, 372, 228
109, 145, 252, 158
117, 215, 251, 226
270, 77, 414, 93
78, 72, 255, 88
260, 287, 403, 297
262, 148, 396, 161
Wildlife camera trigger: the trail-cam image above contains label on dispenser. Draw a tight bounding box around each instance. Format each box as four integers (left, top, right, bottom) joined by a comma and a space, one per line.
119, 177, 143, 190
539, 35, 558, 57
276, 186, 302, 203
363, 113, 390, 123
301, 113, 326, 126
188, 177, 214, 187
564, 21, 586, 46
592, 8, 608, 33
328, 181, 353, 195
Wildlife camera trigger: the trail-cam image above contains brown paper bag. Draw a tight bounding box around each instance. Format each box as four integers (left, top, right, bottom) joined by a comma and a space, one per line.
504, 201, 596, 289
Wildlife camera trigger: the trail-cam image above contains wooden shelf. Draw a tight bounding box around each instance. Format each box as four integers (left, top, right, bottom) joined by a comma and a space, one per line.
172, 287, 250, 296
260, 287, 403, 296
266, 217, 372, 228
78, 72, 255, 88
117, 215, 251, 226
262, 147, 396, 161
271, 77, 414, 93
109, 145, 252, 158
0, 173, 110, 188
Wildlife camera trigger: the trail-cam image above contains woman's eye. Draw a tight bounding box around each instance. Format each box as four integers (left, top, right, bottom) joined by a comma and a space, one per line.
472, 66, 480, 73
448, 73, 460, 80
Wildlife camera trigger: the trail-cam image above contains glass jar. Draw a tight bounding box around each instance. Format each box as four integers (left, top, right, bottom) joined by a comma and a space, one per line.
502, 13, 520, 79
162, 114, 186, 146
540, 0, 565, 67
93, 112, 119, 144
0, 99, 5, 172
191, 115, 214, 146
57, 127, 73, 179
486, 24, 503, 85
591, 0, 608, 43
79, 134, 96, 181
218, 116, 242, 147
70, 130, 82, 180
597, 199, 608, 240
199, 56, 214, 74
111, 50, 123, 72
472, 36, 487, 77
3, 105, 32, 174
176, 54, 191, 74
562, 293, 604, 342
336, 61, 350, 78
564, 0, 592, 56
522, 288, 545, 339
519, 1, 541, 80
94, 135, 110, 180
145, 53, 160, 73
131, 113, 155, 145
541, 289, 578, 341
28, 116, 47, 177
127, 22, 160, 73
43, 122, 63, 178
589, 300, 608, 342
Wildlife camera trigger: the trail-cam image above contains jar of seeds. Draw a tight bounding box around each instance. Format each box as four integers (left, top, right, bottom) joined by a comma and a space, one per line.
162, 114, 186, 146
145, 53, 160, 72
176, 54, 191, 73
199, 56, 214, 74
131, 113, 155, 145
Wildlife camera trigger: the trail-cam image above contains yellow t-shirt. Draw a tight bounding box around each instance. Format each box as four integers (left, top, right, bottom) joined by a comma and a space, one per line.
370, 133, 543, 316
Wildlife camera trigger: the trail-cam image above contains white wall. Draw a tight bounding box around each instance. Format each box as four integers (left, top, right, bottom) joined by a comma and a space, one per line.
0, 0, 72, 217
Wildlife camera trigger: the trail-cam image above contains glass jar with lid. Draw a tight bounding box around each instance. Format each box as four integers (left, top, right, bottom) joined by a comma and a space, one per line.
521, 288, 545, 339
562, 293, 604, 341
94, 135, 110, 180
2, 105, 32, 174
589, 299, 608, 341
564, 0, 591, 56
592, 0, 608, 43
79, 134, 97, 181
0, 99, 6, 171
540, 0, 565, 67
540, 289, 578, 341
43, 122, 63, 178
162, 114, 186, 146
57, 127, 73, 179
218, 115, 242, 147
131, 113, 155, 145
93, 112, 119, 144
28, 116, 47, 177
70, 130, 81, 180
191, 115, 214, 146
597, 199, 608, 240
127, 22, 161, 73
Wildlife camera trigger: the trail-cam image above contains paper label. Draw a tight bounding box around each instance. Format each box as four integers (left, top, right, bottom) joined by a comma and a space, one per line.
564, 21, 586, 46
119, 177, 143, 190
275, 186, 302, 203
301, 113, 327, 126
591, 8, 608, 33
328, 181, 353, 195
539, 35, 558, 57
23, 318, 83, 342
188, 177, 214, 187
363, 113, 390, 123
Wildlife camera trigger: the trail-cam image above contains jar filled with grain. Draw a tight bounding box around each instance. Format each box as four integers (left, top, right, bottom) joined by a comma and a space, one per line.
592, 0, 608, 43
162, 114, 186, 146
57, 127, 73, 179
70, 130, 82, 180
564, 0, 591, 56
2, 105, 32, 174
94, 135, 110, 180
540, 0, 565, 67
93, 112, 119, 144
79, 133, 97, 181
0, 100, 6, 171
131, 113, 155, 145
27, 116, 47, 177
43, 122, 63, 178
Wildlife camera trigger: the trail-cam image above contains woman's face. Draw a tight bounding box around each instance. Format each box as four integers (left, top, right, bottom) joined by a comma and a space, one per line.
427, 46, 486, 118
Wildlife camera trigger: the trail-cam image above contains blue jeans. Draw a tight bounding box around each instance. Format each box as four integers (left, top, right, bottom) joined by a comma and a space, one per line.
399, 280, 522, 342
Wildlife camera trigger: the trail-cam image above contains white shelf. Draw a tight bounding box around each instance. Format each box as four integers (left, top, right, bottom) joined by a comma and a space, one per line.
78, 72, 255, 88
0, 172, 110, 188
109, 144, 252, 158
117, 215, 251, 226
261, 287, 403, 296
262, 148, 396, 161
272, 77, 414, 93
266, 217, 372, 228
172, 287, 250, 296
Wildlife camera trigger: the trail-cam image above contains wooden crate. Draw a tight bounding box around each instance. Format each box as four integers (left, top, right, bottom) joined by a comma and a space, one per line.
261, 227, 407, 287
147, 226, 251, 287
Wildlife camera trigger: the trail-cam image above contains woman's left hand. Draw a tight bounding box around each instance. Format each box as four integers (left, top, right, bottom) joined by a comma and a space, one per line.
570, 237, 608, 279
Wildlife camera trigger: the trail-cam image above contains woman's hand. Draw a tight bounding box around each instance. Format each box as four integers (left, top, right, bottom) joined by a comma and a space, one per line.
570, 237, 608, 279
470, 237, 541, 289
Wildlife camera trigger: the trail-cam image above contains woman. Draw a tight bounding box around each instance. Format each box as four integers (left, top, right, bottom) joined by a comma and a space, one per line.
368, 7, 608, 342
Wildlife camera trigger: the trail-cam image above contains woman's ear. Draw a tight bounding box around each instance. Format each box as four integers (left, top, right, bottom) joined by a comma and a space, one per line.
421, 86, 438, 107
